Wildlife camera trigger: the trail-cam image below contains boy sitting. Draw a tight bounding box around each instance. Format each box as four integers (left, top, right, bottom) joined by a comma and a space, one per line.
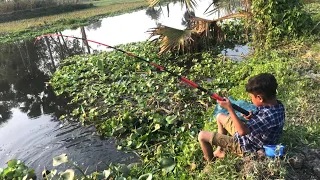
198, 73, 285, 161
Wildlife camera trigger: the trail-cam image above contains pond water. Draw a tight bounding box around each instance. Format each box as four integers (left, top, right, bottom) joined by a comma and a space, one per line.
0, 41, 140, 175
0, 0, 248, 176
62, 0, 230, 50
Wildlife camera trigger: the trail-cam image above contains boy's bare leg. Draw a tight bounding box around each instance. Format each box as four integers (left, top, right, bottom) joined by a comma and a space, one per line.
216, 113, 229, 135
198, 113, 232, 161
198, 131, 214, 162
214, 113, 230, 158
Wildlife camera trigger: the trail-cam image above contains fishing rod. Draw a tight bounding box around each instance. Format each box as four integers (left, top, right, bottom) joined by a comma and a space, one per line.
34, 34, 250, 116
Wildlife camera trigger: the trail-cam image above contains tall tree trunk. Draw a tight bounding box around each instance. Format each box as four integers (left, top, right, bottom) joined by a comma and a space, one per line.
81, 27, 91, 54
44, 36, 56, 72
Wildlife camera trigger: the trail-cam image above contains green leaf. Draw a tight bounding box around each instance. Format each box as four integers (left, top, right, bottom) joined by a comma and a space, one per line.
138, 173, 152, 180
22, 174, 28, 180
27, 169, 36, 179
60, 169, 75, 180
112, 126, 125, 136
152, 124, 161, 132
97, 59, 104, 73
3, 168, 14, 178
53, 154, 68, 166
43, 169, 57, 179
116, 177, 126, 180
159, 157, 175, 173
51, 169, 57, 176
118, 164, 130, 177
165, 115, 177, 124
103, 169, 111, 179
7, 159, 18, 167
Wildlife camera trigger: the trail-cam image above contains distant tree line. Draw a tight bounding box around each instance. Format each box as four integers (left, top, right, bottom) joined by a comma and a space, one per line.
0, 0, 79, 13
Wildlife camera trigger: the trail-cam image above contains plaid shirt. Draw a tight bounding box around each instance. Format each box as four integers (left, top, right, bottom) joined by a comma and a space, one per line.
234, 101, 285, 152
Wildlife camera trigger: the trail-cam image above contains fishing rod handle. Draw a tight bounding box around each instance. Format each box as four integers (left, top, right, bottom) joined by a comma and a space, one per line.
211, 93, 249, 116
231, 103, 250, 116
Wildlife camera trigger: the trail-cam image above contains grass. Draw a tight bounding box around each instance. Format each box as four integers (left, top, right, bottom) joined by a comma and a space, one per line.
0, 4, 94, 23
0, 0, 69, 13
305, 3, 320, 26
0, 1, 146, 33
203, 38, 320, 179
90, 0, 146, 7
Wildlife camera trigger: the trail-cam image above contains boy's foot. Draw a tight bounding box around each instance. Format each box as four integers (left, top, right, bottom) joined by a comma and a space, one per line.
213, 149, 225, 158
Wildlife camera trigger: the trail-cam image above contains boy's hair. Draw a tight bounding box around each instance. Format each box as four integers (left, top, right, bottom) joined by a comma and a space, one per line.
245, 73, 278, 100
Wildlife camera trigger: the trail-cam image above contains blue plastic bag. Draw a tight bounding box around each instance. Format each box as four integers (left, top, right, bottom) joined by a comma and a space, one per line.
210, 96, 256, 122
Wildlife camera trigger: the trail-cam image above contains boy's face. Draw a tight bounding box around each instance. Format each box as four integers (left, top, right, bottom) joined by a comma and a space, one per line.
249, 93, 263, 106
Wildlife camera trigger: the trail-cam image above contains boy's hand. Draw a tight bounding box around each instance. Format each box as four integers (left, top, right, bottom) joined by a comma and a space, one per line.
241, 111, 253, 120
217, 98, 232, 111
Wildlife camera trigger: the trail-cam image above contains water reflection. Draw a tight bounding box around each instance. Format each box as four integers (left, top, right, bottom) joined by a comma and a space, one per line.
146, 7, 162, 21
0, 37, 85, 123
86, 20, 103, 31
0, 103, 11, 126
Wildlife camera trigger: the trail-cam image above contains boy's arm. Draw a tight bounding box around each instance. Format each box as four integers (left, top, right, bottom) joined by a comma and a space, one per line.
217, 98, 250, 136
227, 108, 250, 136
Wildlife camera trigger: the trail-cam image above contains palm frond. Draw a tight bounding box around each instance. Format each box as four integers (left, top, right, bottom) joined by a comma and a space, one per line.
204, 0, 251, 16
147, 1, 253, 55
214, 12, 252, 21
204, 0, 227, 15
189, 17, 224, 42
147, 0, 160, 7
189, 17, 212, 34
147, 0, 198, 10
190, 12, 251, 35
182, 0, 198, 10
148, 26, 195, 55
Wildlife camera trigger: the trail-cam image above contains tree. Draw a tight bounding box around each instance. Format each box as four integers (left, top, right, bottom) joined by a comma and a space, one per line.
147, 0, 252, 55
147, 0, 311, 55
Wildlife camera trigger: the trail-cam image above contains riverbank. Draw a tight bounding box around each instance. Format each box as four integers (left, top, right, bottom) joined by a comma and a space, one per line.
0, 4, 94, 23
0, 0, 147, 44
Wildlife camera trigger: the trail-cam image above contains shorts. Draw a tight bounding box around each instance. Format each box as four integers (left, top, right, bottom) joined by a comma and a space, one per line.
211, 116, 243, 155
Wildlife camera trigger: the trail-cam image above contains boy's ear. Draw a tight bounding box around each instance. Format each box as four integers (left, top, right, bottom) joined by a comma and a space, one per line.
257, 95, 264, 102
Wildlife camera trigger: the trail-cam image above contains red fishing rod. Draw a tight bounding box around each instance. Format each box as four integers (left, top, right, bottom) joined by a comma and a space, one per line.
34, 34, 250, 116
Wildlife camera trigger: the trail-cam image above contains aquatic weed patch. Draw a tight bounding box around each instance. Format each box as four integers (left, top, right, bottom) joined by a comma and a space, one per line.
0, 159, 36, 179
51, 42, 211, 178
50, 41, 320, 179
